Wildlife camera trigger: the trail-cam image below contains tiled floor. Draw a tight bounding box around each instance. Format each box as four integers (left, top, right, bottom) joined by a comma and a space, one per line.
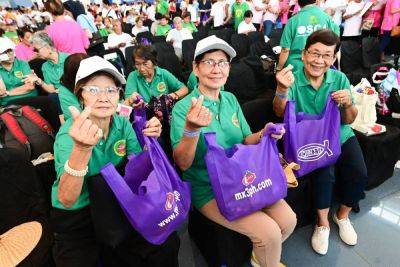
178, 170, 400, 267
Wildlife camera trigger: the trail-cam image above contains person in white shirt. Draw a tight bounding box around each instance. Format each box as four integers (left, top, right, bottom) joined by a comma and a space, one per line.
323, 0, 348, 26
166, 16, 193, 60
250, 0, 264, 31
131, 16, 150, 36
204, 0, 226, 29
342, 0, 365, 39
107, 20, 133, 54
146, 4, 156, 21
101, 0, 118, 20
238, 10, 257, 34
262, 0, 280, 37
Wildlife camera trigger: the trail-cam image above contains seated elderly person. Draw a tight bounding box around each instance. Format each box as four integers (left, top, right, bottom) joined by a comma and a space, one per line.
181, 12, 198, 33
125, 45, 188, 103
0, 37, 38, 106
272, 29, 367, 256
15, 27, 37, 61
131, 16, 150, 36
166, 16, 193, 60
107, 20, 134, 50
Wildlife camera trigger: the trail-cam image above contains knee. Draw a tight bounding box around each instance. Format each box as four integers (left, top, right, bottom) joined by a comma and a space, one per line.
252, 221, 282, 248
283, 209, 297, 239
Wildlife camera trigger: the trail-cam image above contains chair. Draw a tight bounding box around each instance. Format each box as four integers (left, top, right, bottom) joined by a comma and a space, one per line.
98, 48, 127, 76
230, 34, 250, 59
124, 45, 136, 75
247, 31, 264, 44
268, 28, 282, 47
123, 23, 134, 35
153, 42, 175, 54
152, 35, 167, 43
192, 28, 209, 43
143, 19, 153, 29
340, 40, 369, 84
182, 39, 196, 70
224, 60, 257, 104
136, 31, 154, 45
208, 28, 233, 44
157, 52, 185, 83
188, 208, 252, 267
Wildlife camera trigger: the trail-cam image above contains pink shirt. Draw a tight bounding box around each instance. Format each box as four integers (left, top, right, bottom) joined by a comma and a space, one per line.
381, 0, 400, 31
15, 43, 36, 61
280, 0, 290, 25
46, 19, 89, 54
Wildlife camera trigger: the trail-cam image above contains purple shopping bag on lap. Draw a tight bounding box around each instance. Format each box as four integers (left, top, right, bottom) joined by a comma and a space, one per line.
100, 106, 191, 245
283, 97, 341, 178
204, 128, 287, 221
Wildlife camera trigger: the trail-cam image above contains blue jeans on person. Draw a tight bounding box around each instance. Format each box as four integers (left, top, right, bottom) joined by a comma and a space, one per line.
305, 136, 368, 210
380, 30, 392, 53
263, 20, 274, 37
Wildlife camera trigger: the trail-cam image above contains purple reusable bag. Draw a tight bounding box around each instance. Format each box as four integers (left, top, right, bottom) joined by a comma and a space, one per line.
100, 105, 191, 245
204, 126, 287, 221
283, 97, 341, 178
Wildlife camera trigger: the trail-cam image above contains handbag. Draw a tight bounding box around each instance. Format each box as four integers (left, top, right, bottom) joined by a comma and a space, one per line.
82, 15, 105, 48
204, 125, 288, 221
361, 18, 374, 31
391, 25, 400, 37
100, 105, 191, 245
283, 97, 341, 177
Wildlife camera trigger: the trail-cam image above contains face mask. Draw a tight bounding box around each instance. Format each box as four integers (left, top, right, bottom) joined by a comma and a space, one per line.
0, 53, 10, 62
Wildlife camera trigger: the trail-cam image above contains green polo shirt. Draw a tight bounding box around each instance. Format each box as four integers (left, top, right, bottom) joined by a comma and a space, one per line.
280, 5, 339, 72
52, 115, 143, 210
125, 66, 185, 102
287, 68, 354, 145
155, 24, 172, 36
182, 21, 198, 33
0, 58, 38, 106
59, 85, 80, 120
156, 0, 169, 15
231, 2, 250, 30
42, 52, 69, 90
170, 88, 252, 209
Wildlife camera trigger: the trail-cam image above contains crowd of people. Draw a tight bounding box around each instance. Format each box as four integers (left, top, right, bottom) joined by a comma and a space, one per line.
0, 0, 399, 266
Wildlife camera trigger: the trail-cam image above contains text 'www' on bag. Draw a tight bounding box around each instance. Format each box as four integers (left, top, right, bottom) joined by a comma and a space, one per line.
100, 104, 191, 245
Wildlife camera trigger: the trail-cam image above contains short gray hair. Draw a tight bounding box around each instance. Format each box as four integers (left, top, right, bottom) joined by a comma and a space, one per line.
173, 17, 182, 25
31, 31, 54, 49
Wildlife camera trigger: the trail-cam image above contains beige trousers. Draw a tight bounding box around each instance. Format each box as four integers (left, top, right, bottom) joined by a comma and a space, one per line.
200, 199, 297, 267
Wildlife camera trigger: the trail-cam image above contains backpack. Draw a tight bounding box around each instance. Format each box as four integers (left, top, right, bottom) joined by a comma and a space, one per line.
0, 105, 55, 162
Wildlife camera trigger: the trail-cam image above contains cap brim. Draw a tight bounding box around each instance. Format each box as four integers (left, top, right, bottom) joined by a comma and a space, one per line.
194, 43, 237, 61
75, 67, 126, 86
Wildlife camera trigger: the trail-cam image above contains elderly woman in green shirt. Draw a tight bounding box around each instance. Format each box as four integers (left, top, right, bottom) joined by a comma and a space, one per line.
0, 37, 38, 106
125, 45, 188, 105
171, 35, 296, 267
51, 56, 164, 266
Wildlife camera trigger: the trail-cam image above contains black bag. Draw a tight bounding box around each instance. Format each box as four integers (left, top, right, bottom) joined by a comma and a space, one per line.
388, 88, 400, 114
89, 31, 105, 49
0, 105, 54, 162
87, 160, 134, 248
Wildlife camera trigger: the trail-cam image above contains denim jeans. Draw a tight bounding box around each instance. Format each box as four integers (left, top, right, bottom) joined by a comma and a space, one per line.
263, 20, 274, 37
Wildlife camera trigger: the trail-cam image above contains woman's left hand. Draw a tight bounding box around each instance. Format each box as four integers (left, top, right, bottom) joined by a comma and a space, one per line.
143, 117, 162, 137
262, 122, 286, 140
331, 90, 352, 108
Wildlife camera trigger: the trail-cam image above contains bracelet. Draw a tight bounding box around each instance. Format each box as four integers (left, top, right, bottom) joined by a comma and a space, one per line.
275, 91, 288, 100
183, 129, 200, 138
64, 160, 88, 177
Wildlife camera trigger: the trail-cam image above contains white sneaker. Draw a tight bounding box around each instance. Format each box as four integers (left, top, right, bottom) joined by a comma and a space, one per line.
311, 225, 330, 255
333, 213, 358, 245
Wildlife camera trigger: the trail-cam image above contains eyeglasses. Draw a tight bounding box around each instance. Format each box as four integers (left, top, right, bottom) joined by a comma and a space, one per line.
82, 86, 121, 97
305, 50, 335, 61
200, 59, 230, 69
1, 49, 14, 55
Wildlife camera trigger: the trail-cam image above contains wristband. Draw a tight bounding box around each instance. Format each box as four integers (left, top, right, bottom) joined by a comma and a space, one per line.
183, 129, 200, 138
64, 160, 88, 177
275, 91, 288, 100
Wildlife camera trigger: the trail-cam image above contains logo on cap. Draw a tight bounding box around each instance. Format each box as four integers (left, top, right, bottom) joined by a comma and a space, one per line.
113, 140, 126, 157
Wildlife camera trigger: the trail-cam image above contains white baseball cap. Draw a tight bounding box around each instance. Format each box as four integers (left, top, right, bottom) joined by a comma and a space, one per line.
0, 37, 15, 54
194, 35, 236, 61
75, 56, 126, 85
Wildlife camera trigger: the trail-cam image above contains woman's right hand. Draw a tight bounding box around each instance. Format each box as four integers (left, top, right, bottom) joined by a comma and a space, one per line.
124, 92, 145, 109
68, 106, 103, 150
276, 64, 294, 91
185, 95, 212, 131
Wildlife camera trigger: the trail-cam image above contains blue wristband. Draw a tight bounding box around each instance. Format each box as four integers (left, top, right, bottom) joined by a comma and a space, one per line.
183, 129, 200, 137
275, 91, 288, 100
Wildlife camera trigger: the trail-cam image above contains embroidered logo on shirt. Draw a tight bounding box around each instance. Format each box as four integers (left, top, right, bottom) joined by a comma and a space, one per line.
232, 113, 240, 128
113, 139, 126, 157
157, 82, 167, 92
14, 71, 24, 79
